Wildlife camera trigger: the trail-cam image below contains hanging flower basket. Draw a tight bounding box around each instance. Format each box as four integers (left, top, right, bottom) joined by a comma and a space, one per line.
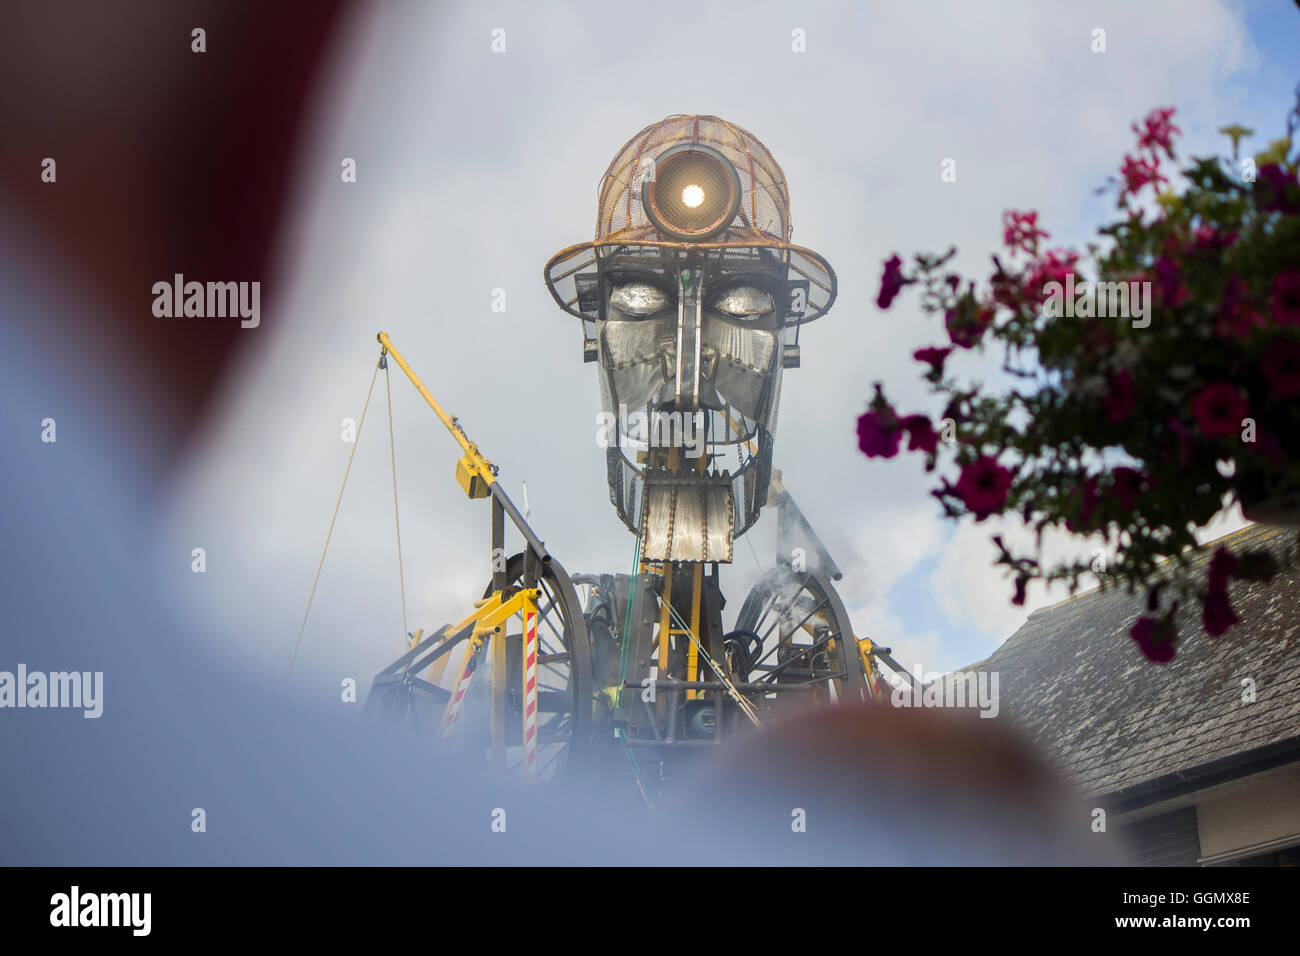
863, 93, 1300, 662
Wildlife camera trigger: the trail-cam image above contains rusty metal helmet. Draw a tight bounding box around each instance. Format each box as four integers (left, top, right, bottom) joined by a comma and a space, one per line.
544, 114, 836, 326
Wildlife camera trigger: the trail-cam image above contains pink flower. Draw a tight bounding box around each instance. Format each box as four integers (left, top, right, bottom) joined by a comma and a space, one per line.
1002, 210, 1049, 257
1261, 338, 1300, 398
1191, 382, 1249, 439
1025, 249, 1080, 306
913, 346, 953, 376
857, 405, 903, 458
1133, 107, 1180, 159
901, 415, 940, 454
876, 255, 911, 310
1102, 369, 1137, 424
1119, 153, 1167, 197
954, 456, 1014, 521
1130, 614, 1178, 664
1270, 270, 1300, 326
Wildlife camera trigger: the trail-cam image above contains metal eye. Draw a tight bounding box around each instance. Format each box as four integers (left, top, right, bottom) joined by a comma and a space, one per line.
711, 286, 774, 319
609, 282, 671, 317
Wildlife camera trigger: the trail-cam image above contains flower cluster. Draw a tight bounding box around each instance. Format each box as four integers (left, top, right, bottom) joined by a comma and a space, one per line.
863, 106, 1300, 662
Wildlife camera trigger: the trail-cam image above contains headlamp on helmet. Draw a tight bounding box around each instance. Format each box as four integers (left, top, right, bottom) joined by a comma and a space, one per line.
640, 143, 741, 242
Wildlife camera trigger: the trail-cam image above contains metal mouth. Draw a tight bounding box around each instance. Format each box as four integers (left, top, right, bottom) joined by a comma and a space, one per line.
640, 468, 734, 563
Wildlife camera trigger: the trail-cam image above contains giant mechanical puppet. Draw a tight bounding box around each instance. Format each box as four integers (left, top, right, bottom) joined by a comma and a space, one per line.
365, 116, 912, 795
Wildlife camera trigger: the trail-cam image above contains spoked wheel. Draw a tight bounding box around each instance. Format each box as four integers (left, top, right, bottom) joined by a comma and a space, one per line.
733, 566, 869, 709
444, 553, 592, 780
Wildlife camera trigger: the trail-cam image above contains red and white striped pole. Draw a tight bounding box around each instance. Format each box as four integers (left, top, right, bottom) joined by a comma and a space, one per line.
521, 603, 539, 779
438, 641, 479, 741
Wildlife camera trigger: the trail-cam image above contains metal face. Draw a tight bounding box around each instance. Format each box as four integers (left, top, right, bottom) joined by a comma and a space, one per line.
547, 117, 838, 557
596, 253, 788, 558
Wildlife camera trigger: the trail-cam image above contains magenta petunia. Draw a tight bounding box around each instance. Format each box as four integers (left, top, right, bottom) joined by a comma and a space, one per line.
1130, 615, 1177, 664
913, 346, 953, 376
876, 254, 911, 310
954, 456, 1014, 521
1261, 338, 1300, 398
1206, 546, 1237, 598
857, 406, 903, 458
901, 415, 939, 454
1202, 591, 1239, 637
945, 302, 993, 349
1207, 546, 1237, 594
1270, 270, 1300, 326
1191, 382, 1249, 439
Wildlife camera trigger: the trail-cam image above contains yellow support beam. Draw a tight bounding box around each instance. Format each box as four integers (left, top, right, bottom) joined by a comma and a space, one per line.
657, 563, 673, 680
378, 331, 497, 499
436, 588, 540, 740
686, 563, 703, 700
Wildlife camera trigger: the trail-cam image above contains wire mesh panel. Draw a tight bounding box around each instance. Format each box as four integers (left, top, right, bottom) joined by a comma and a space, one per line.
545, 116, 837, 326
598, 115, 790, 242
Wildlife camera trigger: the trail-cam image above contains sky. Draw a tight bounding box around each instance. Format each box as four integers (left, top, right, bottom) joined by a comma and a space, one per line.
159, 0, 1300, 699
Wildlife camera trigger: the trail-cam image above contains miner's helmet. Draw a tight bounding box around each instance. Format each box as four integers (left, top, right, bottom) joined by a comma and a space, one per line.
543, 114, 837, 326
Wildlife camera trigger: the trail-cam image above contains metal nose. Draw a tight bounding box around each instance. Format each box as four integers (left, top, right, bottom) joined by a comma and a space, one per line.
675, 269, 703, 410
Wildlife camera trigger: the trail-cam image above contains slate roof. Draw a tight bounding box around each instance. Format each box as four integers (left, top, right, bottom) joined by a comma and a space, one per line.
977, 524, 1300, 806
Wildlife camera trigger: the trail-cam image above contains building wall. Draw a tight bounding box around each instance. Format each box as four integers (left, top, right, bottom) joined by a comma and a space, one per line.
1197, 763, 1300, 861
1120, 806, 1201, 866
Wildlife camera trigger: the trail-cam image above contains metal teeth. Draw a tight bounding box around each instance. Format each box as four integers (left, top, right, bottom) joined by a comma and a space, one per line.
640, 470, 734, 563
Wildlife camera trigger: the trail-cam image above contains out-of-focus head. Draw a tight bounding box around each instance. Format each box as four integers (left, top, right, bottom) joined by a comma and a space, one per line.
660, 701, 1124, 865
0, 0, 354, 475
545, 116, 836, 563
